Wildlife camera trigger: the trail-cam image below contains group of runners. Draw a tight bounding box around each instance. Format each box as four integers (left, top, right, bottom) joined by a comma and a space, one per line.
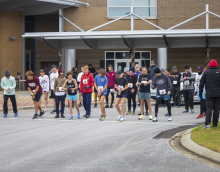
1, 60, 218, 128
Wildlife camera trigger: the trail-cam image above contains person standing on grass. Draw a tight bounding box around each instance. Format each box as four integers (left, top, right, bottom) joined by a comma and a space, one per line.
200, 59, 220, 129
62, 71, 80, 120
93, 67, 101, 108
26, 71, 44, 119
94, 68, 108, 121
77, 67, 84, 107
50, 65, 59, 114
39, 69, 50, 111
1, 70, 18, 118
105, 64, 116, 108
115, 70, 128, 122
80, 65, 95, 118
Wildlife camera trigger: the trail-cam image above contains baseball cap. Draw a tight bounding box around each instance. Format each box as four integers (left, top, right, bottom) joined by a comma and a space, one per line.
40, 69, 45, 73
172, 66, 177, 71
197, 67, 202, 70
151, 61, 154, 64
116, 70, 122, 76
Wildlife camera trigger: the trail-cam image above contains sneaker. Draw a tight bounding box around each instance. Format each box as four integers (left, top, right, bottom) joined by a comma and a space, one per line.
32, 113, 38, 119
126, 111, 131, 115
50, 109, 56, 114
99, 117, 105, 121
78, 104, 82, 107
138, 115, 144, 120
138, 111, 141, 115
132, 112, 135, 115
203, 125, 210, 129
117, 115, 122, 121
119, 117, 125, 122
138, 103, 140, 107
152, 117, 158, 122
93, 104, 97, 108
178, 105, 181, 108
191, 109, 194, 113
165, 113, 169, 116
105, 105, 109, 108
110, 104, 113, 108
196, 114, 205, 119
159, 104, 162, 107
55, 114, 59, 118
213, 125, 218, 128
145, 112, 149, 116
14, 112, 18, 117
3, 114, 7, 118
39, 111, 45, 117
83, 114, 87, 118
125, 108, 127, 112
168, 117, 172, 121
104, 116, 107, 119
69, 116, 73, 120
163, 104, 166, 108
172, 105, 176, 108
203, 112, 206, 116
182, 109, 188, 113
86, 115, 90, 118
149, 115, 153, 120
77, 113, 80, 119
61, 114, 65, 118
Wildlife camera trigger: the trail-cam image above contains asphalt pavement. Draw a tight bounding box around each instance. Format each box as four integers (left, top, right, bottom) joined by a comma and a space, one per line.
0, 104, 219, 172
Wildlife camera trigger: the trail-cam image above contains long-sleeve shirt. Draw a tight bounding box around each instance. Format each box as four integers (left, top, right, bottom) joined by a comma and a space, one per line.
1, 76, 16, 95
50, 72, 59, 90
180, 71, 195, 90
152, 73, 172, 95
39, 75, 49, 92
195, 73, 205, 93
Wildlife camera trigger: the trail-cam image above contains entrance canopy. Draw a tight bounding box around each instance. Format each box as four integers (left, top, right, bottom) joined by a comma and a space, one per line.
22, 4, 220, 49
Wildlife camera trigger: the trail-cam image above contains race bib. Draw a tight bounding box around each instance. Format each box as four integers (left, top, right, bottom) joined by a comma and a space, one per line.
53, 76, 57, 79
71, 90, 76, 93
32, 89, 35, 93
110, 89, 115, 93
59, 87, 64, 91
83, 79, 88, 84
98, 86, 103, 92
173, 81, 177, 84
184, 80, 189, 85
29, 83, 36, 87
128, 83, 133, 88
141, 81, 147, 84
159, 89, 166, 95
118, 85, 124, 90
42, 84, 46, 88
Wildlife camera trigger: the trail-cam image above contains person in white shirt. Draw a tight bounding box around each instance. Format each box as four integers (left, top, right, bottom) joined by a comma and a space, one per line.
39, 69, 50, 111
77, 67, 84, 107
49, 65, 59, 114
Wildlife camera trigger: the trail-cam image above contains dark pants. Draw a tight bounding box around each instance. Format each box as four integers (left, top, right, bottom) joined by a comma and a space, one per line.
106, 87, 114, 105
173, 87, 180, 106
83, 93, 91, 115
127, 93, 136, 112
155, 98, 171, 116
145, 100, 148, 111
183, 90, 194, 110
205, 97, 220, 126
200, 99, 206, 115
55, 95, 65, 115
4, 95, 17, 114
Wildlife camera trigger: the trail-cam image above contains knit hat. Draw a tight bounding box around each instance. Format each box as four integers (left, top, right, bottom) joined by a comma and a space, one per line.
5, 70, 10, 77
209, 59, 218, 68
185, 65, 190, 69
58, 69, 64, 75
129, 67, 135, 73
154, 68, 161, 74
124, 67, 129, 73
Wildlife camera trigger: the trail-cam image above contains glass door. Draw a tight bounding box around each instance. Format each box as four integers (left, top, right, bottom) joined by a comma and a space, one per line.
115, 60, 141, 73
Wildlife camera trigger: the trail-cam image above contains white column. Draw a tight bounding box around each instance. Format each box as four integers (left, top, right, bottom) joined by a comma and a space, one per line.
22, 12, 26, 90
157, 48, 167, 69
64, 49, 76, 72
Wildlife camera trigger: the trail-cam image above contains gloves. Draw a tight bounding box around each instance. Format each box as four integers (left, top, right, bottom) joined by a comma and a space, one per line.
199, 94, 202, 99
84, 85, 90, 90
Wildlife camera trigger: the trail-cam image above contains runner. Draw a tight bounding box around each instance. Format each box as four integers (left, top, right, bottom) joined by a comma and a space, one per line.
80, 65, 95, 118
39, 69, 49, 111
135, 64, 141, 107
171, 66, 181, 107
115, 70, 128, 122
54, 69, 66, 118
25, 71, 44, 119
105, 64, 116, 108
49, 65, 59, 114
181, 65, 195, 113
94, 68, 108, 121
159, 68, 166, 108
62, 71, 80, 120
151, 68, 172, 122
195, 67, 206, 119
93, 67, 101, 108
165, 69, 174, 116
148, 61, 158, 79
77, 67, 84, 107
1, 70, 18, 118
138, 67, 153, 120
126, 67, 138, 115
123, 67, 129, 112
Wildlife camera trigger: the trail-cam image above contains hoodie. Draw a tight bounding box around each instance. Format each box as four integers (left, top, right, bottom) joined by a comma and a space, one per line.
80, 72, 94, 94
152, 72, 172, 95
1, 76, 16, 95
180, 71, 195, 90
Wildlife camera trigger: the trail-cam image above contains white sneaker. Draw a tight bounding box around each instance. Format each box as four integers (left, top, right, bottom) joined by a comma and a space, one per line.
152, 117, 158, 122
168, 117, 172, 121
117, 115, 122, 121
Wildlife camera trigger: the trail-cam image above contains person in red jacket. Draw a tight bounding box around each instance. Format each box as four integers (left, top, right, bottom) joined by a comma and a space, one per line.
80, 65, 95, 118
105, 64, 116, 108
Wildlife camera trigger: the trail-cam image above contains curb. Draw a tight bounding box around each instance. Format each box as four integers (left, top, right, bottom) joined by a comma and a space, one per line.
180, 128, 220, 164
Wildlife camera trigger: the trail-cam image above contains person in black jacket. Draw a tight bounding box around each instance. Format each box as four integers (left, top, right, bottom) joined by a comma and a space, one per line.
126, 67, 138, 115
93, 67, 101, 108
171, 66, 181, 107
89, 64, 95, 74
165, 69, 174, 116
200, 59, 220, 129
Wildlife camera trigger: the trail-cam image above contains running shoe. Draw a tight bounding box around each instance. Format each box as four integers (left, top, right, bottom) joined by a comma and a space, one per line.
168, 117, 172, 121
132, 112, 135, 115
39, 111, 45, 117
126, 111, 131, 115
203, 112, 206, 116
104, 116, 107, 119
163, 104, 166, 108
61, 114, 65, 118
69, 116, 73, 120
178, 105, 181, 108
55, 114, 59, 118
117, 115, 122, 121
50, 109, 56, 114
3, 114, 7, 118
105, 105, 109, 108
119, 117, 125, 122
93, 104, 97, 108
191, 109, 194, 113
138, 115, 144, 120
32, 113, 38, 119
172, 105, 176, 108
149, 115, 153, 120
196, 114, 205, 119
77, 113, 80, 119
86, 115, 90, 118
165, 113, 169, 116
99, 117, 105, 121
110, 104, 113, 108
203, 125, 210, 129
152, 117, 158, 122
14, 112, 18, 117
182, 109, 188, 113
159, 104, 163, 107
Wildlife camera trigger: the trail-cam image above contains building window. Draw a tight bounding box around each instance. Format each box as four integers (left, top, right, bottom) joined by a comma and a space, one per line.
108, 0, 157, 18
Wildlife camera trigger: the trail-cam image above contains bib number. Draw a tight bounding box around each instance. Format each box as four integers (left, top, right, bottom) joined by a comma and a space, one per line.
141, 81, 147, 84
32, 90, 35, 93
173, 81, 177, 84
59, 87, 64, 91
128, 83, 133, 88
110, 89, 115, 93
118, 85, 124, 90
184, 80, 189, 85
98, 86, 103, 92
83, 79, 88, 84
159, 89, 166, 95
42, 84, 46, 88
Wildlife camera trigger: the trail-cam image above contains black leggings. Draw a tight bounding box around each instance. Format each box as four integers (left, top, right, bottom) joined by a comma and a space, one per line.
127, 93, 136, 112
106, 87, 114, 105
200, 99, 206, 115
144, 100, 148, 112
4, 95, 17, 114
155, 98, 171, 117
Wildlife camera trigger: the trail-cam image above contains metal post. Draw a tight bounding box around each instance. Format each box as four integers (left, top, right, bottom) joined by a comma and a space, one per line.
206, 4, 209, 29
131, 8, 134, 31
157, 48, 167, 69
59, 9, 65, 70
22, 12, 26, 90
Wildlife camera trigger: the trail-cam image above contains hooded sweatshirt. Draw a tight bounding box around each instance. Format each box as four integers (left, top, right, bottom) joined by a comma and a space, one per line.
106, 71, 116, 87
148, 65, 158, 78
171, 71, 181, 88
152, 72, 172, 95
180, 71, 195, 90
1, 76, 16, 95
80, 72, 94, 94
54, 76, 67, 96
